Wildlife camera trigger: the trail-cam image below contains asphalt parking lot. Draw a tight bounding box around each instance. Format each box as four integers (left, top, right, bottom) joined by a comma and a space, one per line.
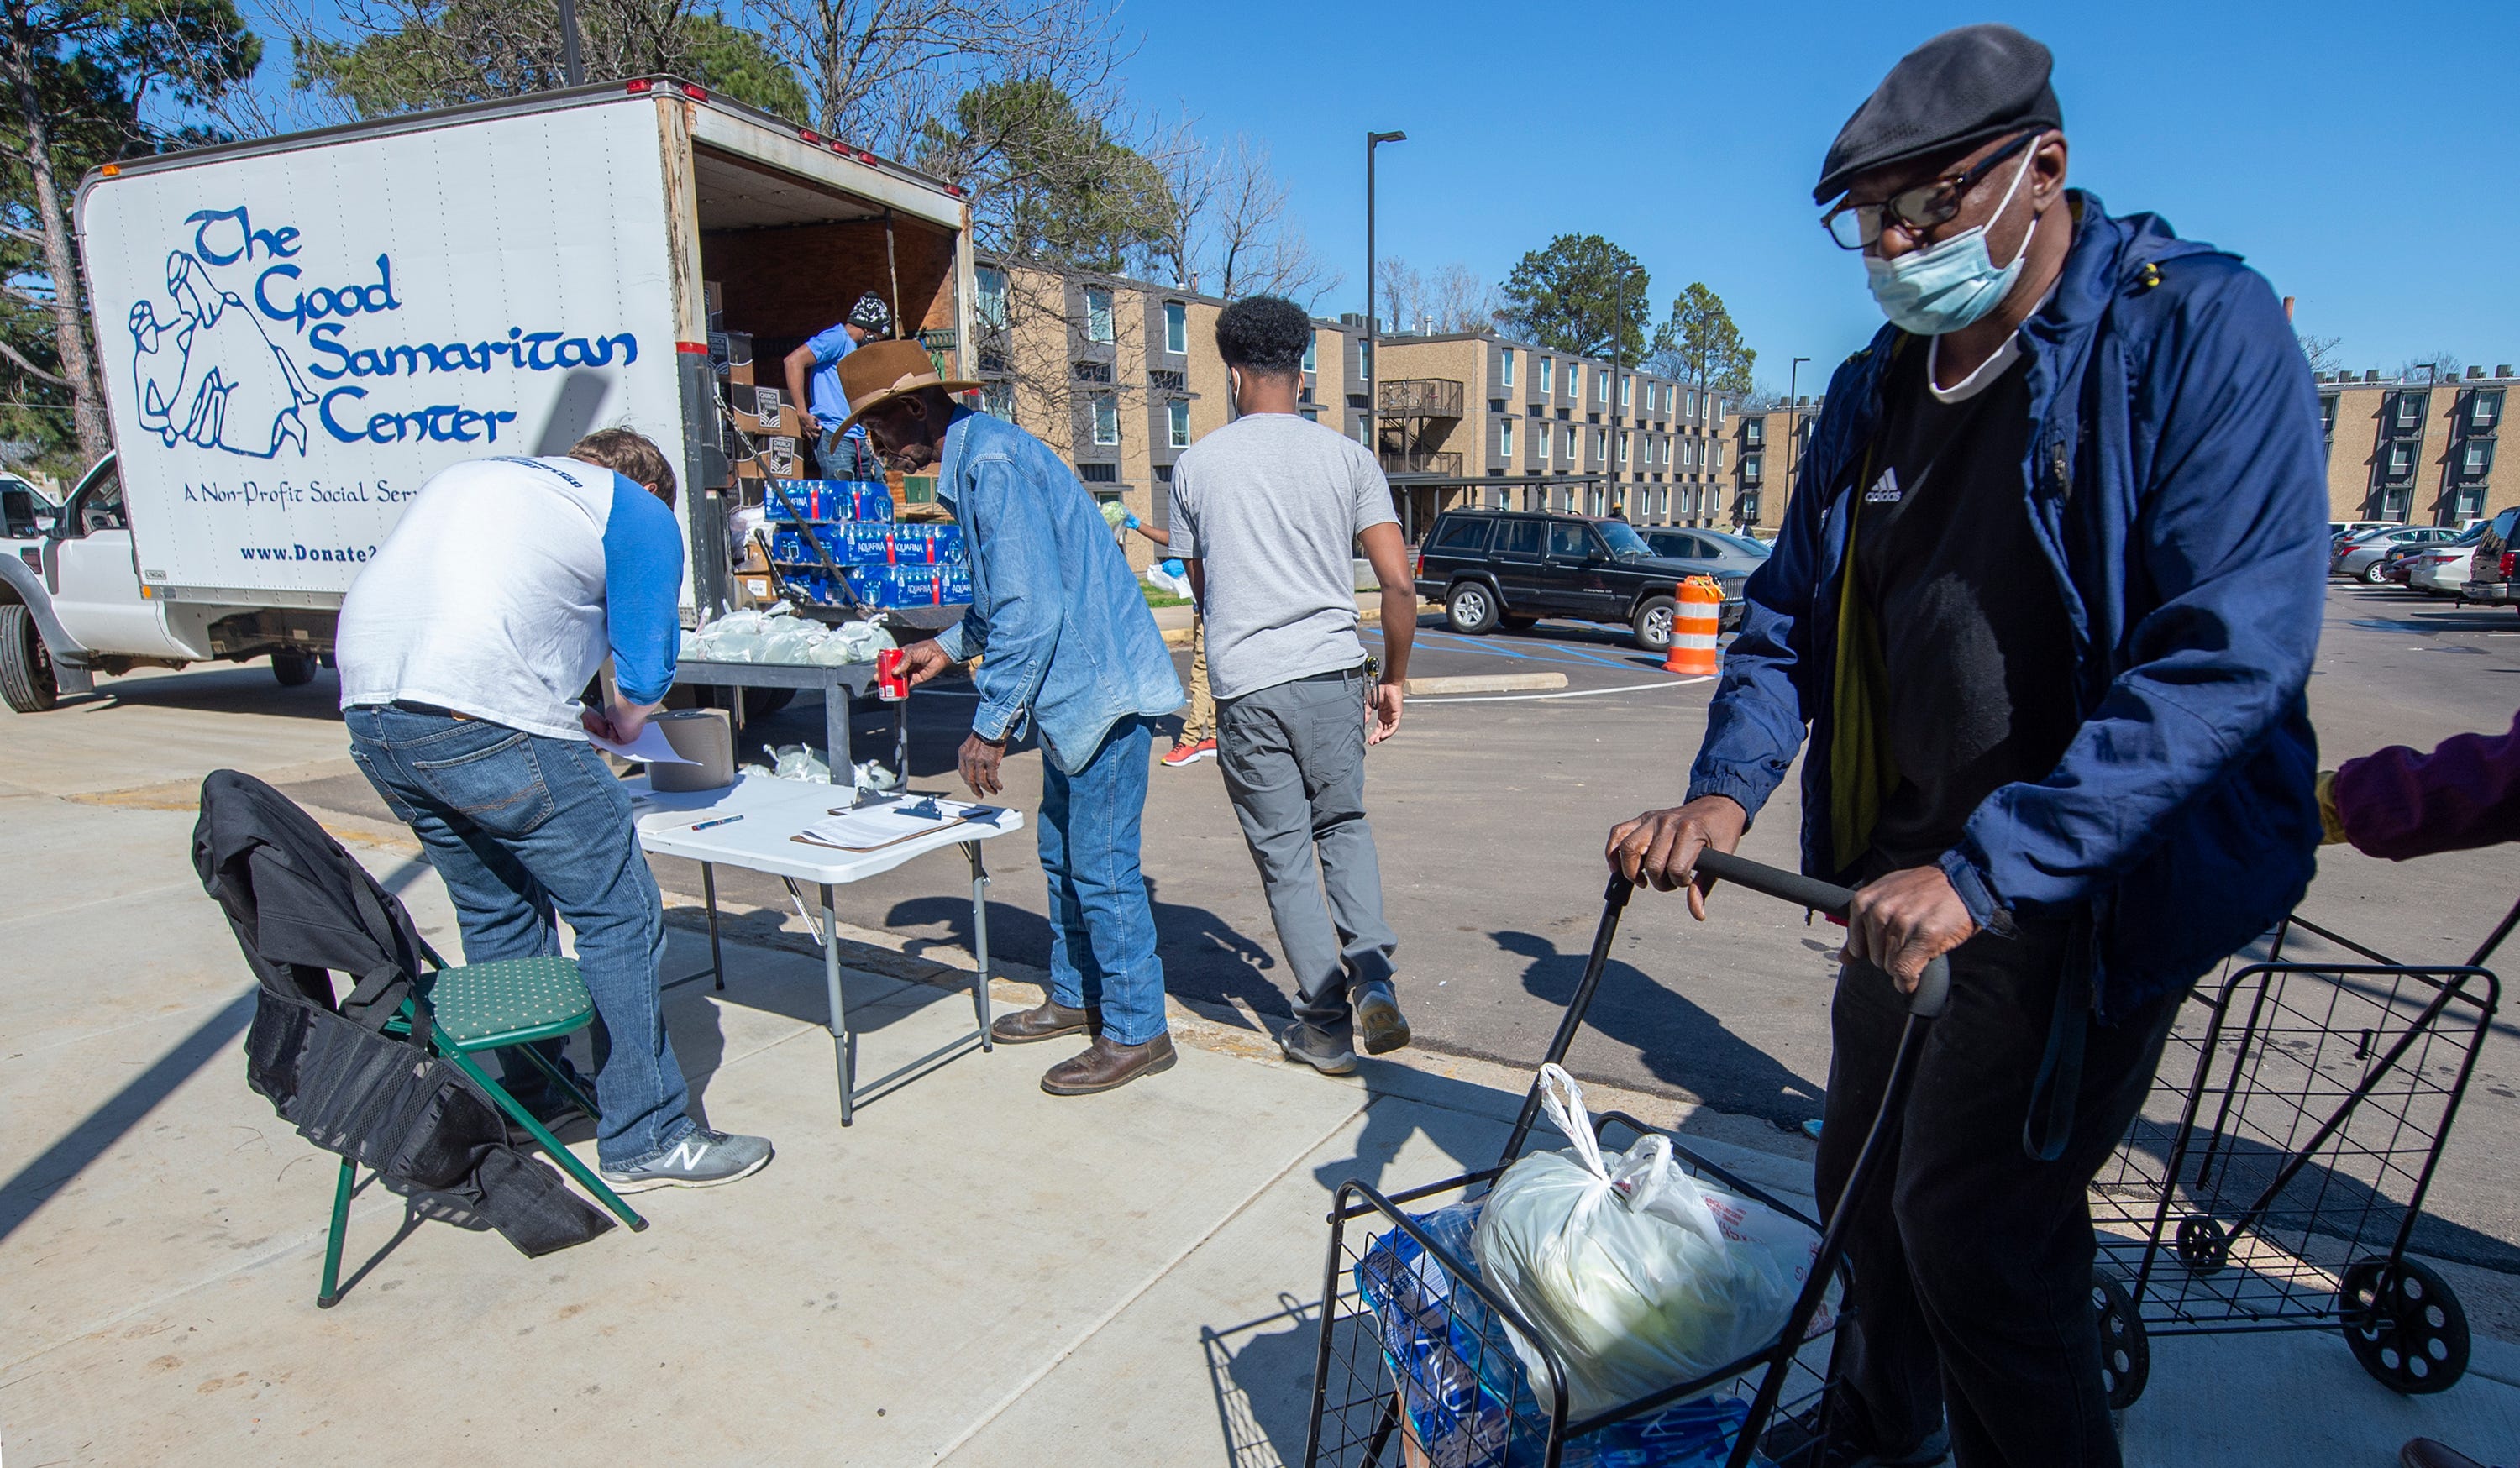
32, 580, 2520, 1277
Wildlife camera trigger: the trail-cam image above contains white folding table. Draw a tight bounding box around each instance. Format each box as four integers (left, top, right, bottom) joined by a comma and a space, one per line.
626, 774, 1026, 1125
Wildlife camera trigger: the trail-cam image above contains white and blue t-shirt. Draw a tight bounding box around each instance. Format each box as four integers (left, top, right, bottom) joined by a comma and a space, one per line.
336, 455, 684, 740
803, 322, 862, 439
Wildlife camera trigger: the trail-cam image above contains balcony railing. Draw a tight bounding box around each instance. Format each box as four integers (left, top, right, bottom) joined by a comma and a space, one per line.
1378, 378, 1464, 419
1380, 450, 1463, 476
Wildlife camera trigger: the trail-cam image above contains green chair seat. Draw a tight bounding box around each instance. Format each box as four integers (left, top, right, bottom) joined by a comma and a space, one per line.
415, 956, 594, 1049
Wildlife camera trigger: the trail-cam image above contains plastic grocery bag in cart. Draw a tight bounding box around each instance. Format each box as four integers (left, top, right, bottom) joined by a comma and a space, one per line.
1473, 1065, 1835, 1418
1357, 1198, 1751, 1466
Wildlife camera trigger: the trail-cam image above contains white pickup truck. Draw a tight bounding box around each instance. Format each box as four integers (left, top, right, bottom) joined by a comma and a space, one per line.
0, 77, 973, 712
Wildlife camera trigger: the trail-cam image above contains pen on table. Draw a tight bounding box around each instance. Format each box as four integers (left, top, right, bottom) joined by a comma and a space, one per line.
684, 815, 745, 831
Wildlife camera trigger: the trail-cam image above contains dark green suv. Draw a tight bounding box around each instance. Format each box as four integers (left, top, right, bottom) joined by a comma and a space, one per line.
1410, 510, 1747, 653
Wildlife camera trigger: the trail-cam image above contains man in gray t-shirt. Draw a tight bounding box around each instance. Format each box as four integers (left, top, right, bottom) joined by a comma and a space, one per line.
1168, 296, 1419, 1072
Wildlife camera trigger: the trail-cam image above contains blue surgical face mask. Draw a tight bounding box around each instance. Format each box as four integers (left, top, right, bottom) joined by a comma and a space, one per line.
1863, 149, 2038, 336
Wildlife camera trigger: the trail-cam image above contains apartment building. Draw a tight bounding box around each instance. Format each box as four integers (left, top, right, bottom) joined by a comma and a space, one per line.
1356, 328, 1735, 538
967, 255, 1364, 569
1727, 396, 1823, 538
2318, 364, 2516, 527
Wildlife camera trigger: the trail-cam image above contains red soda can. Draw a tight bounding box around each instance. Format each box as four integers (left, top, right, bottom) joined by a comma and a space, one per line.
875, 645, 909, 701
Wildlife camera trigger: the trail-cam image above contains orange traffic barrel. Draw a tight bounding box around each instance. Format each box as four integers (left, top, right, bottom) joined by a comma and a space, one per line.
1662, 575, 1723, 675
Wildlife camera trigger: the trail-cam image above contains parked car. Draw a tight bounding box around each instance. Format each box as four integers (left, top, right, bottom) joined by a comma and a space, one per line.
2462, 507, 2520, 611
2332, 520, 2394, 543
2334, 525, 2460, 582
2407, 531, 2487, 597
1413, 510, 1746, 652
1637, 527, 1772, 575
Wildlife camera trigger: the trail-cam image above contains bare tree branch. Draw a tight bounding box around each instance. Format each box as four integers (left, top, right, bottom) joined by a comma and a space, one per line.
0, 333, 68, 385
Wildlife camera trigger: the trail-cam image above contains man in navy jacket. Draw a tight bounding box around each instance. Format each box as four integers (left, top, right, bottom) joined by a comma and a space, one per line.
1609, 25, 2325, 1468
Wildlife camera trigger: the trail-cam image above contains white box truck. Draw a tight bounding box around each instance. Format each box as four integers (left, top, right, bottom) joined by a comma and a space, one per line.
0, 78, 973, 712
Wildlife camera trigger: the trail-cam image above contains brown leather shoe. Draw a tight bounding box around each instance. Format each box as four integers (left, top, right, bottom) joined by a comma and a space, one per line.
2403, 1440, 2496, 1468
991, 1000, 1095, 1045
1040, 1032, 1177, 1095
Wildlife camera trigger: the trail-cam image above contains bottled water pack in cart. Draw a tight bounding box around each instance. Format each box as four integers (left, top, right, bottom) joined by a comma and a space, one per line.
764, 480, 892, 522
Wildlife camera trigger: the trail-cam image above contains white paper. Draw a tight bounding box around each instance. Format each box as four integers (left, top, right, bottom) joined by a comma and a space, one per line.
588, 722, 696, 765
801, 806, 958, 849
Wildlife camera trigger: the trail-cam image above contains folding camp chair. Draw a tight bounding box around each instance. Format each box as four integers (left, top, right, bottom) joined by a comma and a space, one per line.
318, 944, 650, 1307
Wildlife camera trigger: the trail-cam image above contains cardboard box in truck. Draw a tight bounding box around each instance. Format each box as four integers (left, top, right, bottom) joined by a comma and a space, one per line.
0, 77, 971, 713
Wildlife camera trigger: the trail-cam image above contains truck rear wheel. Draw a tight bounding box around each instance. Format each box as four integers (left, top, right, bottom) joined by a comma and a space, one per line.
270, 652, 318, 687
0, 603, 59, 712
1446, 582, 1499, 635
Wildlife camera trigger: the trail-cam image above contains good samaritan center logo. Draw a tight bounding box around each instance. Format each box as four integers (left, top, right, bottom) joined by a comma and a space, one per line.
122, 205, 641, 458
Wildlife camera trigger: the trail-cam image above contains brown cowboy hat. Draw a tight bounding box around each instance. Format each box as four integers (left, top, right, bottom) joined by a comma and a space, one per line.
832, 339, 981, 438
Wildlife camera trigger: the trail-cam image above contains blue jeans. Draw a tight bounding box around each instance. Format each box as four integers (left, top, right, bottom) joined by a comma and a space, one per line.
818, 427, 879, 480
1037, 716, 1168, 1046
345, 706, 694, 1169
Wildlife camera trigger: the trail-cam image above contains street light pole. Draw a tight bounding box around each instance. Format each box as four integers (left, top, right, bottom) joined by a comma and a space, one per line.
1365, 130, 1406, 493
557, 0, 586, 85
1784, 355, 1810, 527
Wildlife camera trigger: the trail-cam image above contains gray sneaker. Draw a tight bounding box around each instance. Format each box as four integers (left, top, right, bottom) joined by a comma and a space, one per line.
599, 1129, 774, 1193
1278, 1019, 1358, 1076
1352, 980, 1412, 1056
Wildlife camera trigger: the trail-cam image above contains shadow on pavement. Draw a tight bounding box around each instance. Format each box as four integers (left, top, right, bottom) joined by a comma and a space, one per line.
71, 664, 345, 721
1496, 928, 1826, 1128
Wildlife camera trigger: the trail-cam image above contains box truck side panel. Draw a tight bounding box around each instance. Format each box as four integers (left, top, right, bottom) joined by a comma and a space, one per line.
77, 99, 686, 602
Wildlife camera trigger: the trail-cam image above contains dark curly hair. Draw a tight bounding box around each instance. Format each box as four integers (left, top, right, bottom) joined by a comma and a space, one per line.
1214, 295, 1313, 378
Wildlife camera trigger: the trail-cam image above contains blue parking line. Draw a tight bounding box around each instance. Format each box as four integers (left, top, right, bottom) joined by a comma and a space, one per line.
1362, 626, 1646, 672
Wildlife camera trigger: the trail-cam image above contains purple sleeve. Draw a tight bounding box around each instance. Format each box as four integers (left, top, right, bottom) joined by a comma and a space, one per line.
2333, 707, 2520, 860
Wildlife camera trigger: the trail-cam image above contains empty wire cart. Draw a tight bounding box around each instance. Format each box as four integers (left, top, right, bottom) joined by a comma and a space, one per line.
2088, 905, 2508, 1407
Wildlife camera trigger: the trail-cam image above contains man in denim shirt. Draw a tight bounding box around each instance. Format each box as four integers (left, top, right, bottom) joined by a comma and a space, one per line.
843, 341, 1187, 1095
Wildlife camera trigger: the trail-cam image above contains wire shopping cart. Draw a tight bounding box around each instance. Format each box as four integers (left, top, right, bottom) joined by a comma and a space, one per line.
2087, 900, 2511, 1407
1301, 852, 1945, 1468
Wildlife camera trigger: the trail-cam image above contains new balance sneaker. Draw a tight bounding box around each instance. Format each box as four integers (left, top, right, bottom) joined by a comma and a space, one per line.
599, 1129, 774, 1193
1351, 979, 1412, 1056
1162, 737, 1217, 768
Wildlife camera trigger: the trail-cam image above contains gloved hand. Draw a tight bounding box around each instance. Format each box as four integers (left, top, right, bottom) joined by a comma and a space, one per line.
2316, 769, 2348, 845
1124, 510, 1142, 530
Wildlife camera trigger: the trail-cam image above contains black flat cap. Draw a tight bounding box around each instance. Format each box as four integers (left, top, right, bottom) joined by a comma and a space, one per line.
1814, 24, 2061, 204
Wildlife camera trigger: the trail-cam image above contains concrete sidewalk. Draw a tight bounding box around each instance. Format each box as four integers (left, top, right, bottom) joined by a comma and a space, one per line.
7, 780, 2520, 1465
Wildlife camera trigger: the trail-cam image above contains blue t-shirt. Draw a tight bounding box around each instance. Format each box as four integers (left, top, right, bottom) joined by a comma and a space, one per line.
805, 323, 862, 438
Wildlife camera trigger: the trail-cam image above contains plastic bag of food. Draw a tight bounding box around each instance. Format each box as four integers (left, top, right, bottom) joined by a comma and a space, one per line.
764, 743, 831, 783
1146, 558, 1192, 600
1097, 498, 1130, 529
1473, 1065, 1819, 1417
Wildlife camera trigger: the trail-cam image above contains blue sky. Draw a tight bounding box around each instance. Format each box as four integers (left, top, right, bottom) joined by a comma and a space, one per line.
1114, 0, 2520, 390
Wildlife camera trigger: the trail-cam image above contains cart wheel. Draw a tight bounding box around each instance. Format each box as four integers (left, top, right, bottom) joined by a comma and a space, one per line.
2173, 1214, 2229, 1276
2341, 1256, 2469, 1394
2093, 1268, 2150, 1410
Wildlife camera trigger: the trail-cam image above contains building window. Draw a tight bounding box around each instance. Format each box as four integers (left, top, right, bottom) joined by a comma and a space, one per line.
1535, 423, 1550, 461
1567, 364, 1579, 401
1745, 419, 1764, 447
1093, 391, 1118, 445
1539, 357, 1554, 394
2319, 396, 2339, 438
1499, 419, 1515, 458
1593, 427, 1606, 461
1564, 425, 1578, 461
1300, 406, 1320, 422
1148, 369, 1186, 391
2387, 442, 2414, 477
1620, 376, 1631, 409
976, 265, 1007, 329
2396, 394, 2422, 428
1083, 286, 1115, 343
1168, 398, 1190, 448
1358, 340, 1373, 380
1079, 462, 1118, 483
1712, 443, 1724, 472
1741, 491, 1761, 522
1744, 454, 1762, 484
1598, 370, 1609, 404
1163, 301, 1187, 354
1073, 359, 1112, 383
1499, 348, 1515, 388
981, 381, 1013, 418
1303, 332, 1318, 374
1587, 486, 1604, 516
2475, 390, 2505, 432
2465, 441, 2496, 477
1617, 431, 1629, 463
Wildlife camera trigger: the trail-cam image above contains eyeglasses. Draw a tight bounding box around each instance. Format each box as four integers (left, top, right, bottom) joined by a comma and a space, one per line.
1819, 131, 2040, 251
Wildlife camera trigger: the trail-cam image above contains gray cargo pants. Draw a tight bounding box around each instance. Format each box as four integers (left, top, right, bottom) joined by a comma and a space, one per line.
1215, 665, 1399, 1035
